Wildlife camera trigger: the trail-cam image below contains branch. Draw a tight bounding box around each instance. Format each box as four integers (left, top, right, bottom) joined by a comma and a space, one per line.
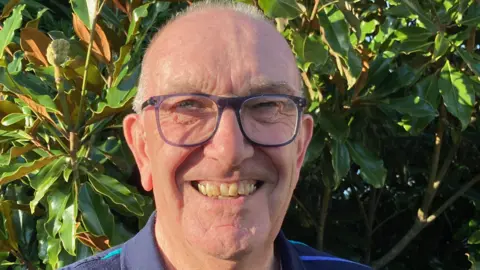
372, 207, 409, 234
317, 187, 331, 251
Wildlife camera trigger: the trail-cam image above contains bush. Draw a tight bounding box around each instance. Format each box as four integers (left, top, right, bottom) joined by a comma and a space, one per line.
0, 0, 478, 269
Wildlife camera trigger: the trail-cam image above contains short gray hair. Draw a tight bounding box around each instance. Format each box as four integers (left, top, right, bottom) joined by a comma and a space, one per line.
133, 1, 269, 114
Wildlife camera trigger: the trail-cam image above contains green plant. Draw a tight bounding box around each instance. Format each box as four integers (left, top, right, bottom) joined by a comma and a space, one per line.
0, 0, 479, 269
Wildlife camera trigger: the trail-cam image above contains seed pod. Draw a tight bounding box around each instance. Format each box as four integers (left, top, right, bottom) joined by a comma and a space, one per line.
46, 39, 70, 66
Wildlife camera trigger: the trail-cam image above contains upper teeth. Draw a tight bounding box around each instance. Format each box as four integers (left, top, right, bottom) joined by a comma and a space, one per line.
197, 181, 257, 198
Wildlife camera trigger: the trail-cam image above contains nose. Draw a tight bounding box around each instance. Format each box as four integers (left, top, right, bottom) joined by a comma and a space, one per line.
203, 108, 254, 168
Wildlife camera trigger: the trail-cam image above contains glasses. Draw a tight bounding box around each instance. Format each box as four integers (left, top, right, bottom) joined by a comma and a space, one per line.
141, 93, 307, 147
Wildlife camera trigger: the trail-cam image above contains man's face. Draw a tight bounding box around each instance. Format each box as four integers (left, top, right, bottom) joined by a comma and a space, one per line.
124, 9, 313, 260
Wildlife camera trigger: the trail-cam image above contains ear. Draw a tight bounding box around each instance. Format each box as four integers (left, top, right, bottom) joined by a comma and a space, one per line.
123, 114, 153, 191
296, 114, 314, 171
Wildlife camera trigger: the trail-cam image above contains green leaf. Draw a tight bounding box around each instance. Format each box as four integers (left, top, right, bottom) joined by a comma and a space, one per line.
86, 171, 143, 216
126, 4, 151, 44
347, 141, 386, 188
317, 110, 349, 140
439, 61, 475, 130
380, 95, 437, 117
304, 129, 326, 165
259, 0, 301, 19
59, 195, 78, 256
44, 186, 70, 238
29, 157, 67, 213
291, 33, 328, 71
395, 26, 433, 42
0, 4, 25, 59
401, 0, 437, 32
7, 51, 23, 75
0, 155, 59, 186
1, 113, 25, 126
330, 140, 350, 189
71, 0, 98, 30
47, 237, 61, 269
433, 31, 450, 61
79, 183, 115, 237
359, 20, 379, 43
456, 48, 480, 77
468, 230, 480, 244
460, 2, 480, 26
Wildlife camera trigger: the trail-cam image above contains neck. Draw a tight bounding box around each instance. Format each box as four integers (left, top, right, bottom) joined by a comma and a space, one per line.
154, 219, 279, 270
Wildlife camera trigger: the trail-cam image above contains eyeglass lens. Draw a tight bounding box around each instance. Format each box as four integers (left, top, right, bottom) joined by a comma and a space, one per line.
157, 95, 298, 146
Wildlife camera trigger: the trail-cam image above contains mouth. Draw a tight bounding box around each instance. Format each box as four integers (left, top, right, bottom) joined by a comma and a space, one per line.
191, 180, 264, 199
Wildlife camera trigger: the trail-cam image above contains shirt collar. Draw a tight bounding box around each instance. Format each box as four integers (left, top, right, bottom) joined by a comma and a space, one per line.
121, 212, 305, 270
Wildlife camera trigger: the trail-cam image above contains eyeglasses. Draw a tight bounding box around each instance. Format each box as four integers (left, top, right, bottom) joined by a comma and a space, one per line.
141, 93, 307, 147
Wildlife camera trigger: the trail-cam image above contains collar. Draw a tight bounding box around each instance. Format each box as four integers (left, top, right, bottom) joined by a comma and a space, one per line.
121, 212, 306, 270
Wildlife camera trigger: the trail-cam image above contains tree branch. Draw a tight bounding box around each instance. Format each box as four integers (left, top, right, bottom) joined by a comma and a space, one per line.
292, 194, 318, 228
317, 187, 331, 251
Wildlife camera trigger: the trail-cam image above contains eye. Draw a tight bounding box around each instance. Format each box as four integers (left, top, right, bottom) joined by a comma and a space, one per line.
176, 99, 205, 109
252, 101, 281, 109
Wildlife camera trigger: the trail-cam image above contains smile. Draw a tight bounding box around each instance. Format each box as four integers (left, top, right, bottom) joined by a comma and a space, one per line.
191, 180, 263, 199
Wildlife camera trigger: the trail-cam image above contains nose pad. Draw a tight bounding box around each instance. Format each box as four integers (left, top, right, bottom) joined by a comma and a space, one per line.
203, 109, 254, 167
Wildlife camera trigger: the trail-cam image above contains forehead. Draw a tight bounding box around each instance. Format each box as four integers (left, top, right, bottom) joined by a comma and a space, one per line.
141, 8, 300, 97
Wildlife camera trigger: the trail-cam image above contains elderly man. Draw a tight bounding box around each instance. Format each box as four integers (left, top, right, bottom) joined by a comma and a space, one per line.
64, 1, 371, 269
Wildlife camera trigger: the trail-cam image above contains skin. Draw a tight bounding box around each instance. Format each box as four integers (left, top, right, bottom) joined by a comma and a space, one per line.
123, 7, 314, 270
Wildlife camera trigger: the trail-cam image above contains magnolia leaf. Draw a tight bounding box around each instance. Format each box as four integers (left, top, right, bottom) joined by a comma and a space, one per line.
330, 140, 350, 189
0, 144, 36, 166
29, 157, 67, 213
401, 0, 437, 32
44, 186, 70, 238
72, 13, 111, 63
20, 28, 51, 66
59, 195, 78, 256
25, 8, 49, 29
456, 48, 480, 77
259, 0, 301, 19
0, 155, 59, 186
317, 110, 349, 140
47, 237, 62, 269
433, 31, 450, 61
1, 113, 26, 126
76, 232, 110, 251
380, 95, 437, 117
0, 201, 18, 251
86, 170, 143, 216
0, 0, 21, 19
79, 183, 115, 238
439, 61, 474, 130
347, 141, 386, 188
0, 4, 25, 59
71, 0, 98, 30
126, 3, 151, 44
112, 44, 132, 84
395, 26, 433, 41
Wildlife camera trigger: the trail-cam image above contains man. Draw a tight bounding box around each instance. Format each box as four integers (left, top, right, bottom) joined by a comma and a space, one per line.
64, 1, 371, 269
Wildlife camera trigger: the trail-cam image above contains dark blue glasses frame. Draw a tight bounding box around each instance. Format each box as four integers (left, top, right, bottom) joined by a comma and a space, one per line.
141, 93, 307, 147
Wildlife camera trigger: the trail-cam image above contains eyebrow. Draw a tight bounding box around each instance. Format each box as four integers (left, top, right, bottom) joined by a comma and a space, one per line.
245, 81, 299, 96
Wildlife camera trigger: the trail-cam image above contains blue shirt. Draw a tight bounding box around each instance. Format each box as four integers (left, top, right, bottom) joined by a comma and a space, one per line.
63, 213, 371, 269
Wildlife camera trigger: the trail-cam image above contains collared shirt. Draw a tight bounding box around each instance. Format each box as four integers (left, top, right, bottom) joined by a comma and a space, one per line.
63, 213, 371, 270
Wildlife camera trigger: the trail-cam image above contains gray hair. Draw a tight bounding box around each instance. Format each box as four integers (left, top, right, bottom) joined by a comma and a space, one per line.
133, 1, 270, 114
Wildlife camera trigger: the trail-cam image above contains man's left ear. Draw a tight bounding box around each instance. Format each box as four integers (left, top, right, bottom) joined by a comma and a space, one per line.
296, 114, 314, 170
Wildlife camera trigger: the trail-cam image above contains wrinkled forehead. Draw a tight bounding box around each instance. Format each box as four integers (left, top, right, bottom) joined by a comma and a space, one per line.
141, 8, 301, 97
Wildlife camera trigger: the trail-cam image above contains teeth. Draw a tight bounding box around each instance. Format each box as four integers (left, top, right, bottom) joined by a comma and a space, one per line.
196, 181, 258, 198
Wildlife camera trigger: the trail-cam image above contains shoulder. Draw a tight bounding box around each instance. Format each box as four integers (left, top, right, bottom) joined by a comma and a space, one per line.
289, 240, 372, 270
60, 246, 123, 270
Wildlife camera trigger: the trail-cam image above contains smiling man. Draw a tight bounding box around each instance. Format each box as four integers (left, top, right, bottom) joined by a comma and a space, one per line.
64, 1, 371, 269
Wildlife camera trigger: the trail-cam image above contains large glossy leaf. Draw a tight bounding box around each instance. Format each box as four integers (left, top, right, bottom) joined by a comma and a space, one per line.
439, 61, 475, 130
79, 183, 115, 237
59, 195, 78, 256
0, 144, 35, 166
456, 48, 480, 77
401, 0, 437, 32
86, 170, 143, 216
0, 155, 59, 186
73, 13, 111, 63
1, 113, 26, 126
317, 110, 349, 140
20, 28, 51, 67
347, 141, 386, 188
330, 140, 350, 188
47, 237, 61, 268
44, 186, 70, 238
71, 0, 98, 30
291, 33, 328, 71
0, 201, 18, 251
433, 31, 450, 61
29, 157, 67, 213
126, 3, 151, 44
380, 95, 437, 117
259, 0, 301, 19
0, 4, 25, 59
25, 7, 49, 29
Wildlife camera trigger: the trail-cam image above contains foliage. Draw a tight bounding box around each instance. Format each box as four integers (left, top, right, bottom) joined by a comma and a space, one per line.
0, 0, 478, 269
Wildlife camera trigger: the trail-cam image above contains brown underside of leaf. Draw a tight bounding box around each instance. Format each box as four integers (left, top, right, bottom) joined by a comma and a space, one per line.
0, 156, 58, 186
0, 0, 21, 19
110, 0, 128, 14
16, 94, 55, 122
72, 13, 111, 64
76, 232, 110, 251
20, 28, 51, 67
